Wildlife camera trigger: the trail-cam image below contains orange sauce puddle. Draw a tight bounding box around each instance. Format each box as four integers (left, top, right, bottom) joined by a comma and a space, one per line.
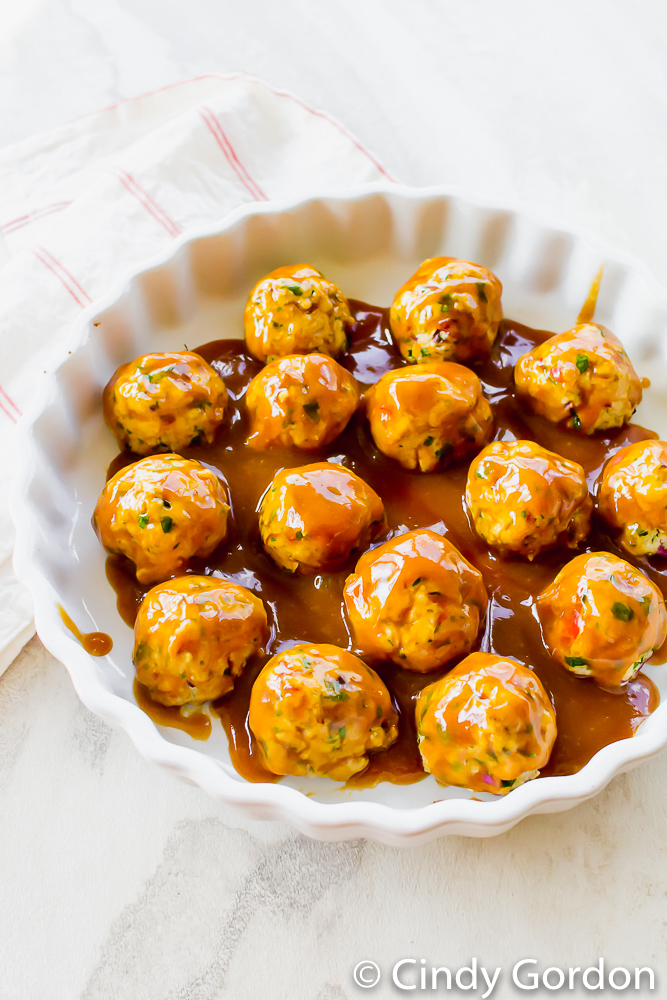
211, 661, 278, 783
104, 301, 663, 785
58, 605, 113, 656
133, 678, 212, 741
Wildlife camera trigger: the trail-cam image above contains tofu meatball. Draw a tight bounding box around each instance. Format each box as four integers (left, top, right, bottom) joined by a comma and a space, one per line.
344, 529, 487, 672
390, 257, 503, 364
103, 351, 228, 454
536, 551, 667, 688
244, 264, 353, 362
258, 462, 386, 574
364, 362, 493, 472
245, 353, 360, 451
598, 440, 667, 556
415, 652, 556, 794
514, 323, 643, 434
93, 454, 230, 584
133, 576, 268, 706
466, 440, 592, 559
248, 643, 398, 780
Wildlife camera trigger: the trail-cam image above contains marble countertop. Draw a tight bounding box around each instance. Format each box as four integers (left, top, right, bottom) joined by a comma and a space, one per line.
3, 2, 667, 997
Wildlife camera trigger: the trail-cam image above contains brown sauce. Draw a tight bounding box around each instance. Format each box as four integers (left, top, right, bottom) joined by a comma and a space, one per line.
133, 678, 212, 741
58, 605, 113, 656
106, 301, 664, 786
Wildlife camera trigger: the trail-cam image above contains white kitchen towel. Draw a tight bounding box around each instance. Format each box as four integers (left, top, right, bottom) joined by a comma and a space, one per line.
0, 73, 392, 675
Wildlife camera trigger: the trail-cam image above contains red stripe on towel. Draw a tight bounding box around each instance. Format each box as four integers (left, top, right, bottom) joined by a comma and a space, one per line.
112, 168, 182, 238
32, 246, 91, 308
1, 202, 72, 234
0, 385, 21, 417
199, 106, 267, 201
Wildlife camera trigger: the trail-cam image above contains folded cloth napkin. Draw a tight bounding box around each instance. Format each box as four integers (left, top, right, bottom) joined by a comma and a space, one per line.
0, 73, 391, 675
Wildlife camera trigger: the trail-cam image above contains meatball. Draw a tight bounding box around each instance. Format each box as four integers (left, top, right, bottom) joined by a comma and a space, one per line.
466, 440, 592, 559
536, 551, 667, 688
390, 256, 503, 365
259, 462, 386, 574
598, 439, 667, 556
415, 652, 556, 795
364, 361, 493, 472
93, 454, 230, 584
344, 529, 487, 672
133, 576, 268, 706
514, 323, 643, 433
245, 353, 360, 451
248, 643, 398, 780
244, 264, 353, 362
103, 351, 228, 455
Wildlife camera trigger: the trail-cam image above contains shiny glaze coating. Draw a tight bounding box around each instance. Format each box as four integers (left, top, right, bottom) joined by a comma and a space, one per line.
415, 652, 557, 795
344, 528, 487, 673
258, 462, 386, 574
244, 264, 353, 362
103, 351, 228, 455
93, 454, 230, 584
466, 440, 592, 560
514, 323, 643, 434
598, 439, 667, 556
106, 305, 661, 785
389, 256, 503, 364
537, 552, 667, 689
248, 643, 398, 780
133, 576, 268, 706
245, 353, 360, 451
364, 361, 493, 472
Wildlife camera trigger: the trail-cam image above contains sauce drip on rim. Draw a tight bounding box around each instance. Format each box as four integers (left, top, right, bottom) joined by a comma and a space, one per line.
59, 605, 113, 656
106, 301, 663, 785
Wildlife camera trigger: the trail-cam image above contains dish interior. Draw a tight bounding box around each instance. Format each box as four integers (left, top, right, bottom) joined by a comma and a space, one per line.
32, 192, 667, 810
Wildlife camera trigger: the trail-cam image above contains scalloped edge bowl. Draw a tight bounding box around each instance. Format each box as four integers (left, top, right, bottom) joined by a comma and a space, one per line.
12, 183, 667, 846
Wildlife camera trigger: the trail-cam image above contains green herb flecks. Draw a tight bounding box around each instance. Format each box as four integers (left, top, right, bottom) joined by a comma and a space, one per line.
161, 516, 173, 534
303, 401, 320, 422
576, 353, 589, 374
138, 513, 149, 528
611, 602, 634, 622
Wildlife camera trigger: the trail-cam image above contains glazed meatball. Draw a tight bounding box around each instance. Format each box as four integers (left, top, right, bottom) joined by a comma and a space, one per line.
93, 454, 230, 584
245, 353, 360, 451
536, 551, 667, 688
103, 351, 228, 455
598, 439, 667, 556
344, 529, 487, 672
244, 264, 353, 362
514, 323, 643, 434
390, 257, 503, 365
415, 652, 556, 794
259, 462, 386, 574
133, 576, 268, 706
466, 440, 592, 559
248, 643, 398, 780
364, 361, 493, 472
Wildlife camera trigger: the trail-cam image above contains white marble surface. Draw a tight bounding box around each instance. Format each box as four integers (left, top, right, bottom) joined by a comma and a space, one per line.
3, 2, 667, 997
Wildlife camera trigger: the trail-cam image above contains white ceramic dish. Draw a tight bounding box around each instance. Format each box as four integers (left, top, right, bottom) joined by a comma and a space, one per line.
12, 184, 667, 846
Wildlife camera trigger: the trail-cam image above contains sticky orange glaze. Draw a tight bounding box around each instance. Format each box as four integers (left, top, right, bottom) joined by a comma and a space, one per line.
106, 301, 663, 785
577, 265, 604, 325
133, 678, 212, 741
58, 605, 113, 656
